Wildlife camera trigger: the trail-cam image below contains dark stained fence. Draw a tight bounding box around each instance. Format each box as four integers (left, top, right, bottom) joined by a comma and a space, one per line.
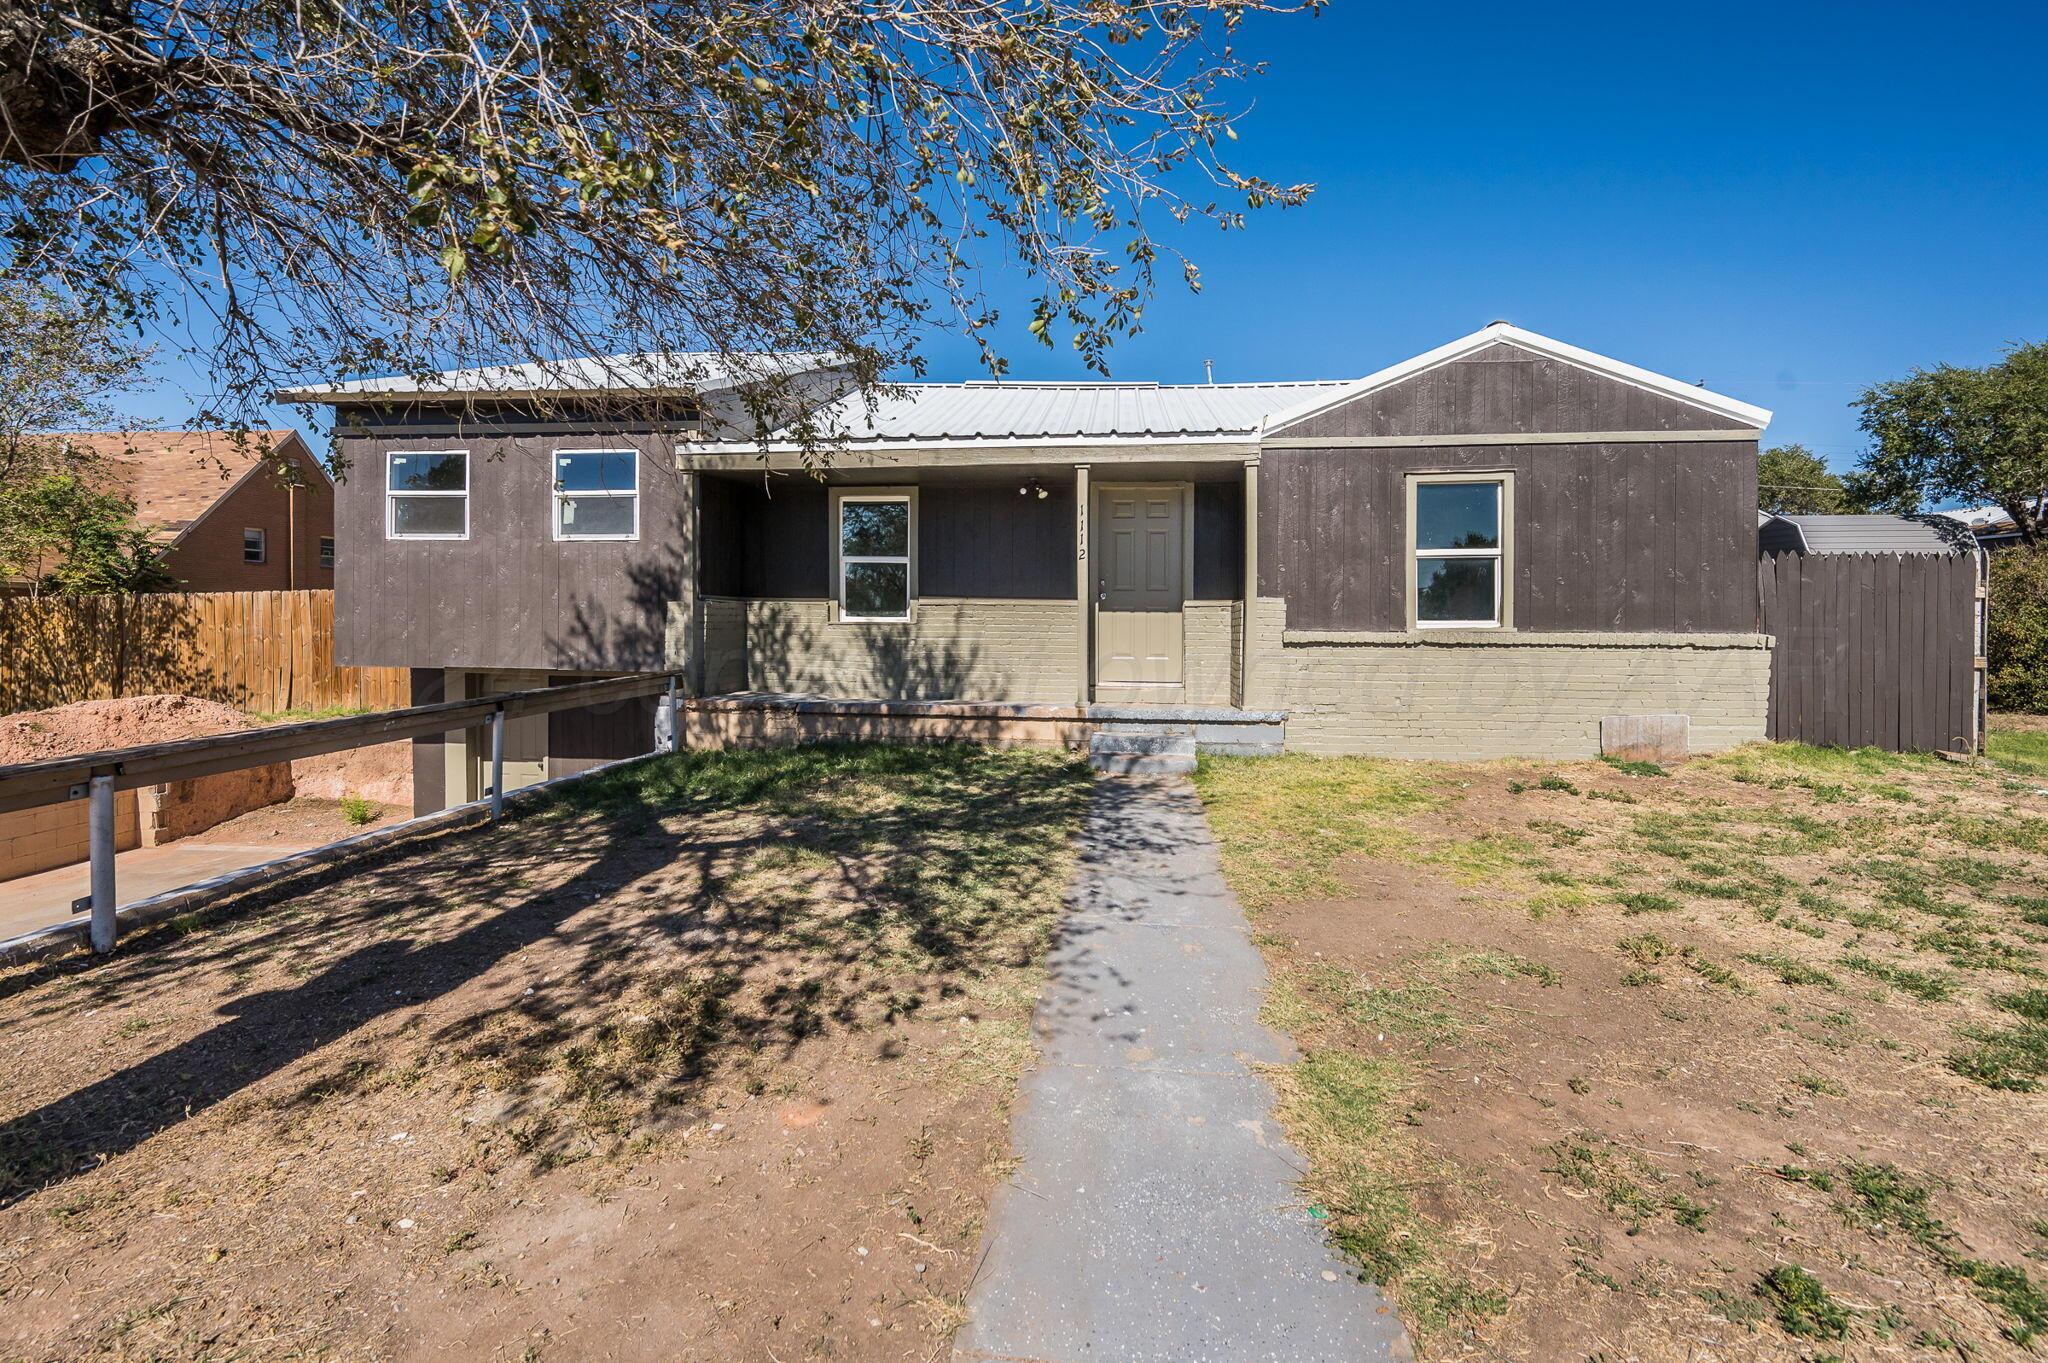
1759, 552, 1980, 752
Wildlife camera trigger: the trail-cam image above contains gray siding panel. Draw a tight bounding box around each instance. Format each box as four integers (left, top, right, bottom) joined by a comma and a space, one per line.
920, 485, 1074, 599
1192, 482, 1243, 600
1260, 441, 1759, 633
1277, 342, 1745, 440
334, 432, 684, 671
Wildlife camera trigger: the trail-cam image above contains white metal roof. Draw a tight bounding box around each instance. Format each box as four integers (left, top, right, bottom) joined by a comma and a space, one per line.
786, 379, 1350, 446
1259, 322, 1773, 434
277, 351, 847, 403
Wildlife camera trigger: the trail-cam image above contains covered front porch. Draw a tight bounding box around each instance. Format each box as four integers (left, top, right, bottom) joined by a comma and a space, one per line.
677, 452, 1268, 713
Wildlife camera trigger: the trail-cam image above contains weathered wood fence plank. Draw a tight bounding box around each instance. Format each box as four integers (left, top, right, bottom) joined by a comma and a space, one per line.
1758, 552, 1977, 753
0, 589, 406, 717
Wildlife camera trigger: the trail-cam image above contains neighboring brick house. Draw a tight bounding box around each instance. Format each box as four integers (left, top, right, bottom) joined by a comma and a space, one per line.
60, 429, 336, 592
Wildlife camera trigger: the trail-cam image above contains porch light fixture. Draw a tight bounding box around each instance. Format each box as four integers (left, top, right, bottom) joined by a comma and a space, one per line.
1018, 478, 1048, 500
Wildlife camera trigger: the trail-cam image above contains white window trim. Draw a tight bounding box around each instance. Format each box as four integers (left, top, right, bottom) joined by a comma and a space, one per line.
552, 448, 641, 542
1407, 472, 1513, 630
243, 527, 266, 564
831, 487, 918, 623
386, 449, 470, 541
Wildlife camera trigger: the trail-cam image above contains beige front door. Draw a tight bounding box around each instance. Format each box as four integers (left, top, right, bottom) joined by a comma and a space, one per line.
1094, 486, 1186, 690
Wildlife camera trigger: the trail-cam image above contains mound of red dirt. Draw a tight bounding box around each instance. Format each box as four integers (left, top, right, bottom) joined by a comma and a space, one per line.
0, 694, 257, 765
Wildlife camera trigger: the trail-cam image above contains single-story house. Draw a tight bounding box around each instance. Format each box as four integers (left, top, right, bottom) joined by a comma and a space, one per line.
44, 429, 336, 592
1936, 498, 2042, 552
287, 324, 1778, 809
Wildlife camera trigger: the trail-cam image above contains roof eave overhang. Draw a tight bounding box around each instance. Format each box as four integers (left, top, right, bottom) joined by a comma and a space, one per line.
676, 433, 1260, 471
1258, 322, 1774, 437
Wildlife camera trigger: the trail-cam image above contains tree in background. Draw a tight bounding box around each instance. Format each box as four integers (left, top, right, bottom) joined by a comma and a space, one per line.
0, 0, 1321, 437
0, 473, 173, 596
1850, 340, 2048, 543
0, 284, 150, 484
1986, 547, 2048, 713
1758, 443, 1864, 514
0, 284, 167, 595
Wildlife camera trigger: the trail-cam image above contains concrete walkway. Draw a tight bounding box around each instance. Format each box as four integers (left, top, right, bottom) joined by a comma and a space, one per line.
955, 777, 1410, 1363
0, 840, 321, 944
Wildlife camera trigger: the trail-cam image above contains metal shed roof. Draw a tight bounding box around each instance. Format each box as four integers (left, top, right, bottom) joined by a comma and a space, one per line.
1761, 514, 1968, 555
794, 379, 1350, 445
277, 351, 846, 403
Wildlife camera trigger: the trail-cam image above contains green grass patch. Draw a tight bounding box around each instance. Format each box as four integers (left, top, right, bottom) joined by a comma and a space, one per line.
1544, 1133, 1712, 1231
1756, 1265, 1851, 1340
1994, 987, 2048, 1022
1948, 1020, 2048, 1093
1192, 755, 1440, 909
1422, 831, 1545, 884
1280, 1050, 1505, 1337
339, 794, 379, 826
1987, 727, 2048, 779
1741, 952, 1838, 988
1839, 954, 1955, 1001
1844, 1162, 2048, 1344
1599, 755, 1668, 777
1613, 890, 1678, 915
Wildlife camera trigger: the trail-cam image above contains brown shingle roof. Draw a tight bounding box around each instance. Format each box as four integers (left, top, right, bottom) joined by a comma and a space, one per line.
53, 430, 317, 544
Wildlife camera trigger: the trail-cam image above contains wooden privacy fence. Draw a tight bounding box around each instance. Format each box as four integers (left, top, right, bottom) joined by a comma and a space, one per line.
1758, 551, 1983, 753
0, 590, 407, 717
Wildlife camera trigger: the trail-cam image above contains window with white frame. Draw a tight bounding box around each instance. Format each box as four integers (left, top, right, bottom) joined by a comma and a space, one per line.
1412, 478, 1505, 627
387, 451, 469, 539
553, 450, 639, 540
243, 528, 266, 563
836, 493, 913, 621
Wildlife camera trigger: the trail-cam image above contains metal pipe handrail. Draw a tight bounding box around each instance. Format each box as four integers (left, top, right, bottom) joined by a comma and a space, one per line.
0, 673, 681, 815
0, 671, 684, 953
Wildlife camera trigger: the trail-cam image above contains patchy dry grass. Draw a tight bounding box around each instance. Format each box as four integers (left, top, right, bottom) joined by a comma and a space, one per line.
0, 742, 1091, 1362
1197, 739, 2048, 1361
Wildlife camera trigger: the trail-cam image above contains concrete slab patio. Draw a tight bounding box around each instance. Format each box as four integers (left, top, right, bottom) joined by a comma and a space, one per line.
954, 776, 1410, 1363
0, 838, 324, 944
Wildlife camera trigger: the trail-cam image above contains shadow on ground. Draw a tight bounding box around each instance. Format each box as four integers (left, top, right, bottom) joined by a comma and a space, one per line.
0, 742, 1091, 1207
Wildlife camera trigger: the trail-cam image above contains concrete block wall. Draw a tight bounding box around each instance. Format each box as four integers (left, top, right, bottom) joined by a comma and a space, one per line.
1183, 601, 1240, 708
1246, 598, 1771, 759
0, 791, 140, 882
692, 597, 1082, 703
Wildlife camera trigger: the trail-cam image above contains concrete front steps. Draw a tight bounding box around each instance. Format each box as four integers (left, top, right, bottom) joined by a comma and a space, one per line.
1085, 705, 1287, 776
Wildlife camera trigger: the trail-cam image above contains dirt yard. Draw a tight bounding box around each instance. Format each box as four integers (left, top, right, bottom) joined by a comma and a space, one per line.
0, 742, 1091, 1362
1196, 735, 2048, 1362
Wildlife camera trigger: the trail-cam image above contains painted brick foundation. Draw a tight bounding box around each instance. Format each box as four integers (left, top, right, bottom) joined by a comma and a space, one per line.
686, 597, 1081, 703
1245, 598, 1771, 759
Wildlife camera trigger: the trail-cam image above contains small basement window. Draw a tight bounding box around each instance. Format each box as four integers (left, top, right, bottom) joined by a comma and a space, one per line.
1410, 475, 1510, 628
387, 451, 469, 539
243, 528, 266, 564
553, 450, 639, 540
835, 490, 914, 622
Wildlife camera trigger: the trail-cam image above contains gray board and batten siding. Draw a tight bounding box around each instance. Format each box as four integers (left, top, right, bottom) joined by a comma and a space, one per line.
332, 430, 691, 674
1259, 347, 1763, 633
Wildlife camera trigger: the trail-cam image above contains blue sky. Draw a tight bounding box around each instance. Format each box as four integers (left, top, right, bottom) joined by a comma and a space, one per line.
133, 0, 2046, 483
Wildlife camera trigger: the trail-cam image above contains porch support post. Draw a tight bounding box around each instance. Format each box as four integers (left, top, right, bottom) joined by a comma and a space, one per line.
1240, 459, 1259, 709
1074, 463, 1091, 708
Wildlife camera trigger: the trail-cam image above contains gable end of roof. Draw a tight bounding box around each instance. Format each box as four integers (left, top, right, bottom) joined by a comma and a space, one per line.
1258, 322, 1773, 436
